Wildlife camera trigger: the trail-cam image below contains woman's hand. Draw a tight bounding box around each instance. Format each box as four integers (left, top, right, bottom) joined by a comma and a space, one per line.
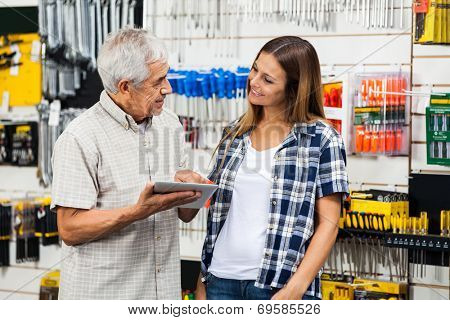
271, 282, 305, 300
175, 170, 209, 184
195, 274, 207, 300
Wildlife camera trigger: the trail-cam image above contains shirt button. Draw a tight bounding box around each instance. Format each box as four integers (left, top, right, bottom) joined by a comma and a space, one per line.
273, 176, 278, 181
157, 268, 161, 273
156, 236, 161, 241
272, 200, 277, 206
265, 253, 270, 258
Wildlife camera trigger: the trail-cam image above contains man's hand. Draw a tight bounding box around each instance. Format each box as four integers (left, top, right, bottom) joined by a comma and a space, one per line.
132, 182, 201, 221
175, 170, 209, 184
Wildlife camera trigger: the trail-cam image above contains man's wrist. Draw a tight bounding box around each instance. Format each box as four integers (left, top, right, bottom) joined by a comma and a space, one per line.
122, 204, 141, 223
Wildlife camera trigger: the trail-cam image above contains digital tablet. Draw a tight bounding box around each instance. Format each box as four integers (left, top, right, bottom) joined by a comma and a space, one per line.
153, 181, 219, 209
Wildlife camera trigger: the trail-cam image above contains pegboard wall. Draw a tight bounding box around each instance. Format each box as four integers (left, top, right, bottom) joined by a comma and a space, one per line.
1, 0, 449, 300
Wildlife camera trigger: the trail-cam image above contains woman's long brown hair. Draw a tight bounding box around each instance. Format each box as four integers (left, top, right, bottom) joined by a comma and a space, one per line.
211, 36, 326, 173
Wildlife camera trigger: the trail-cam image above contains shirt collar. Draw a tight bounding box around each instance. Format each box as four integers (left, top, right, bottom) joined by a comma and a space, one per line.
99, 90, 153, 133
292, 121, 317, 137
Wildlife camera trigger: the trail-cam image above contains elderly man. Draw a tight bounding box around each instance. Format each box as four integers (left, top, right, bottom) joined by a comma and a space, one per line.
51, 27, 205, 299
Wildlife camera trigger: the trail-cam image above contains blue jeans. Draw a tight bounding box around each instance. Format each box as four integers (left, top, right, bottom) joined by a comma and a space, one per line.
205, 273, 320, 300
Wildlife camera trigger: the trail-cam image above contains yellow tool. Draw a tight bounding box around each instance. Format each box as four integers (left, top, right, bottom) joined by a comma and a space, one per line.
364, 214, 370, 230
378, 214, 384, 231
441, 211, 446, 236
412, 217, 417, 235
352, 212, 358, 229
358, 213, 365, 229
392, 215, 397, 234
447, 211, 450, 237
420, 211, 428, 235
346, 212, 352, 228
351, 193, 374, 199
384, 215, 390, 231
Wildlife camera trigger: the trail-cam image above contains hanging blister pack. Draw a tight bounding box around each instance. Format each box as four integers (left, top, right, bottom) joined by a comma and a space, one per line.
426, 93, 450, 166
0, 201, 12, 267
34, 198, 59, 246
15, 202, 40, 263
0, 124, 7, 164
10, 123, 39, 167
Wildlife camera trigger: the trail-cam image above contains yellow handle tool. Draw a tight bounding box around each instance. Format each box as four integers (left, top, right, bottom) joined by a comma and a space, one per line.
352, 212, 358, 229
378, 215, 384, 231
373, 215, 379, 231
358, 213, 365, 229
346, 211, 352, 229
420, 211, 428, 235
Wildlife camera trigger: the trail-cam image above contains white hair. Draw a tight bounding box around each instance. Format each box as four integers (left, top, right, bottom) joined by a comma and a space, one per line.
97, 26, 168, 94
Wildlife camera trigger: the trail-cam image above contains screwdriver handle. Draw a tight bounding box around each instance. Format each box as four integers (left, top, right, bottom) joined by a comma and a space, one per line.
412, 217, 417, 235
420, 211, 428, 235
441, 211, 445, 236
445, 211, 450, 237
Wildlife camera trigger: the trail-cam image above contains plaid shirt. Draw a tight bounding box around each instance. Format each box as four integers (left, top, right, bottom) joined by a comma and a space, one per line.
201, 120, 349, 298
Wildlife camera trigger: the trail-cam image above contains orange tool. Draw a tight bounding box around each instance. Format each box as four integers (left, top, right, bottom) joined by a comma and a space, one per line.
356, 125, 365, 152
361, 79, 368, 107
386, 128, 394, 152
379, 128, 386, 153
363, 126, 372, 153
371, 126, 379, 153
395, 127, 403, 152
400, 77, 407, 106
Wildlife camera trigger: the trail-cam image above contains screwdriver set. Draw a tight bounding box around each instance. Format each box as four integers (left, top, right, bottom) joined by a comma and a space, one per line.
11, 124, 37, 166
333, 190, 450, 283
351, 72, 409, 156
12, 199, 59, 264
0, 124, 7, 164
34, 197, 59, 246
167, 67, 250, 149
321, 277, 408, 300
39, 269, 60, 300
414, 0, 450, 44
0, 122, 38, 167
330, 190, 410, 281
426, 93, 450, 166
352, 279, 407, 300
15, 201, 40, 263
0, 201, 12, 267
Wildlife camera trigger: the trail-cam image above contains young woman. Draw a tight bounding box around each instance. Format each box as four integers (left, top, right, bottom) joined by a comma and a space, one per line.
196, 36, 349, 300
